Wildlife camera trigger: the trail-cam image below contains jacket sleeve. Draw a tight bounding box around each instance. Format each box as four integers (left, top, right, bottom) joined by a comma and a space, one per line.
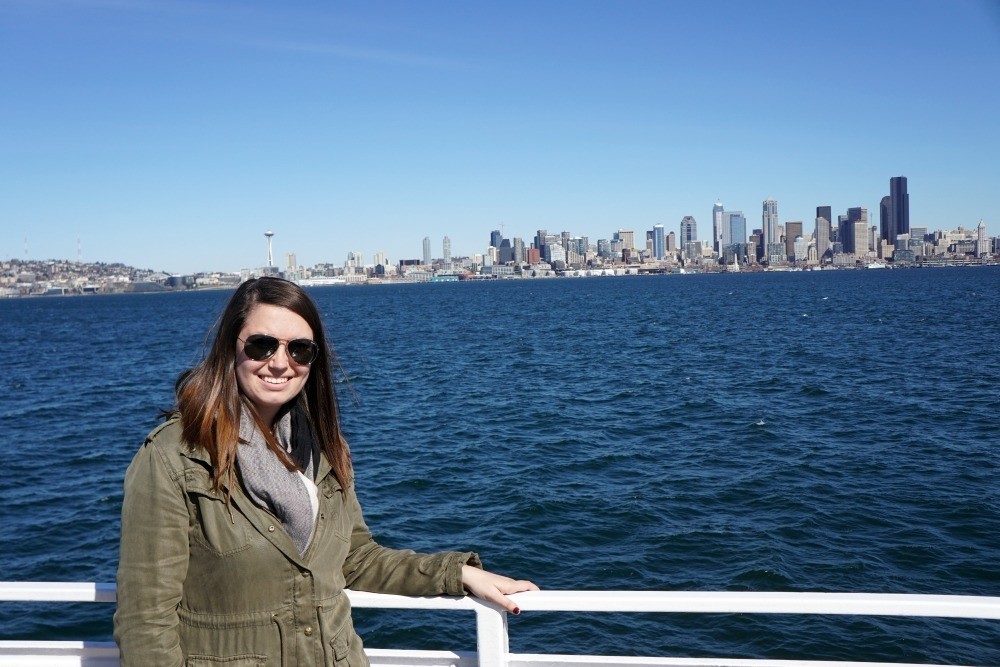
113, 438, 189, 667
340, 484, 482, 596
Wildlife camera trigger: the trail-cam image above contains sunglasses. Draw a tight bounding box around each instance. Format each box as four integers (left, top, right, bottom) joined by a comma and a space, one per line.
239, 334, 320, 365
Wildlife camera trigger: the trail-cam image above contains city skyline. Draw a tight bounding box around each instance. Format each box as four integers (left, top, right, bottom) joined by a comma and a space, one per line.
3, 1, 998, 274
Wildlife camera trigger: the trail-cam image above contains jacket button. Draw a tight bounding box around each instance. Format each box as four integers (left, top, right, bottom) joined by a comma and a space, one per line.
268, 525, 276, 532
304, 626, 313, 636
302, 571, 311, 578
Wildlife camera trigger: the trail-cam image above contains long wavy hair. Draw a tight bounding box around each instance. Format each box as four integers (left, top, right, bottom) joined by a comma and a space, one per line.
174, 277, 352, 491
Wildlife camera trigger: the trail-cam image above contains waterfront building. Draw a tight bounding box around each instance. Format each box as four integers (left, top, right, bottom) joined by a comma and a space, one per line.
680, 216, 698, 248
889, 176, 910, 241
652, 224, 665, 260
713, 202, 724, 255
785, 221, 803, 260
815, 206, 832, 260
423, 237, 431, 266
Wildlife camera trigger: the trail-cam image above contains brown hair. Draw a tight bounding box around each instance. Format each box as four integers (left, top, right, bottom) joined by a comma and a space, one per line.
174, 277, 352, 491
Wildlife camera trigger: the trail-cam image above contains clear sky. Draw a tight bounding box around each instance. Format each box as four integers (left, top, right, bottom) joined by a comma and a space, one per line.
3, 0, 999, 274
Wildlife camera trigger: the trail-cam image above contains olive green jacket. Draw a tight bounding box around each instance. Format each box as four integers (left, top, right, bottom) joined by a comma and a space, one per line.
114, 417, 480, 666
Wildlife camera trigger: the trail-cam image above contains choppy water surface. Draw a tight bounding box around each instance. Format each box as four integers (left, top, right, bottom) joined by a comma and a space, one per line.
2, 267, 999, 663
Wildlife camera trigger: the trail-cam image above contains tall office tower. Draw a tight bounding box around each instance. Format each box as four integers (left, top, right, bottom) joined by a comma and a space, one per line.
785, 221, 803, 260
815, 206, 832, 259
513, 237, 525, 263
652, 224, 665, 260
498, 239, 514, 263
423, 237, 432, 266
680, 216, 698, 246
490, 229, 503, 249
977, 220, 989, 257
837, 214, 849, 249
712, 202, 724, 254
442, 236, 452, 267
561, 231, 571, 251
722, 211, 746, 248
666, 231, 676, 253
889, 176, 910, 241
615, 229, 636, 249
749, 230, 763, 262
762, 199, 784, 264
597, 239, 612, 258
845, 207, 868, 254
534, 229, 548, 249
879, 196, 892, 243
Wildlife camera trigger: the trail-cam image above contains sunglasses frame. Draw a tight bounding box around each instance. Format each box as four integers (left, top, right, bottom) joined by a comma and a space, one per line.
238, 334, 320, 365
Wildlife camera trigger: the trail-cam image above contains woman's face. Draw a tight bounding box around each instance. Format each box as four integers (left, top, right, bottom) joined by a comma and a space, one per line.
235, 303, 314, 425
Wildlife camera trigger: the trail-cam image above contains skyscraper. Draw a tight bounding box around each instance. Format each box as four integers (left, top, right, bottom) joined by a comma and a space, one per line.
889, 176, 910, 241
652, 224, 665, 260
712, 202, 724, 255
815, 206, 832, 260
722, 211, 746, 248
513, 237, 525, 264
844, 207, 868, 255
680, 216, 697, 245
762, 199, 781, 264
442, 236, 451, 267
422, 237, 431, 266
879, 196, 892, 244
615, 229, 635, 250
490, 229, 503, 249
784, 221, 803, 261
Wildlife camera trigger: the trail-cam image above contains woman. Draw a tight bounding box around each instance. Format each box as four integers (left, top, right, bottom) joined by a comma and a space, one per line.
114, 276, 537, 666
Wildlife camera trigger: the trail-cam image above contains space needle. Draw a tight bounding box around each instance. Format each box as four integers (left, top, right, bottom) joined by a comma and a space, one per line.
264, 230, 275, 268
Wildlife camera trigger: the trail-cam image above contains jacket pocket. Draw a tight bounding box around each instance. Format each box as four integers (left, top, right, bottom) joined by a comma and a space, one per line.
186, 655, 267, 666
317, 593, 367, 666
187, 477, 252, 557
178, 607, 283, 665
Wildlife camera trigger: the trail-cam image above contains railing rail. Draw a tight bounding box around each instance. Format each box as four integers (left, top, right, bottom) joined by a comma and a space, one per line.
2, 582, 998, 667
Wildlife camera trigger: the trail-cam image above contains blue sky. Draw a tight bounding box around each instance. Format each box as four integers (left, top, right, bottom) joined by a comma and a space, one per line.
2, 0, 998, 274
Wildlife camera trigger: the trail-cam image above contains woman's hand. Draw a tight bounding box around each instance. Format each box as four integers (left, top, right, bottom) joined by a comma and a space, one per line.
462, 565, 539, 615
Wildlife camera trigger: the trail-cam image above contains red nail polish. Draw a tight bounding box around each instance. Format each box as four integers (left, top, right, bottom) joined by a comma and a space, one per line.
512, 607, 521, 615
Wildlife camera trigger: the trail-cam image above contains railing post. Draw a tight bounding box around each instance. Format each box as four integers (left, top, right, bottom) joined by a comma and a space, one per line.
474, 604, 509, 667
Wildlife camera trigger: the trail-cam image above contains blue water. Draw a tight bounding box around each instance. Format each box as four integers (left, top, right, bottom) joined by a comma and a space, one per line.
2, 267, 999, 663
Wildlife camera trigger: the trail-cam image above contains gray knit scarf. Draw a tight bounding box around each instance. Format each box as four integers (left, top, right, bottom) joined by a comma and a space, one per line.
237, 405, 316, 555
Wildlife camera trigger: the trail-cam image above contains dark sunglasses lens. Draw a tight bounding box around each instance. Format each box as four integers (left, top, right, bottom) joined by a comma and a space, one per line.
243, 335, 279, 361
287, 340, 318, 364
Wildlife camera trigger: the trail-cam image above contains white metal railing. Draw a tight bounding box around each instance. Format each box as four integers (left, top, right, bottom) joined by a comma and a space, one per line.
1, 583, 999, 667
